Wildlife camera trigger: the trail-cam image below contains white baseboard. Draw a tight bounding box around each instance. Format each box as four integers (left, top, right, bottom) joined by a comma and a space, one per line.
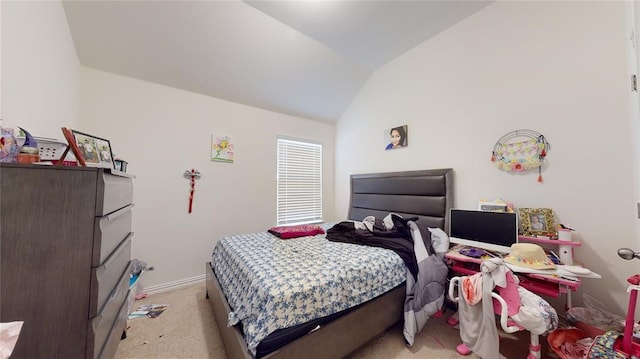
137, 274, 205, 295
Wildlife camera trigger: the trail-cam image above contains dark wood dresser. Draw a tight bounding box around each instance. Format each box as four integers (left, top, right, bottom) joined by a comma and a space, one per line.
0, 164, 134, 359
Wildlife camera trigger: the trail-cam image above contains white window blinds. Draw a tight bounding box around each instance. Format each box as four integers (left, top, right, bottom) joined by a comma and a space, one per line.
277, 137, 322, 225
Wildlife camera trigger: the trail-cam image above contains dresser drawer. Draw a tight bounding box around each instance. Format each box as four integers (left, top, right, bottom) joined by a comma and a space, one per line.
90, 235, 132, 317
95, 294, 128, 359
93, 204, 134, 266
96, 172, 133, 216
87, 268, 129, 359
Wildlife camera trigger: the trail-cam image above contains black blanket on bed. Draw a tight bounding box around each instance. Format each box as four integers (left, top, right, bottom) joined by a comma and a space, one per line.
325, 215, 432, 280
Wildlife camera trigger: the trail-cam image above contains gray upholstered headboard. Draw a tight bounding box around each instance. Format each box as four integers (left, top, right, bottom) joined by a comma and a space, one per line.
348, 169, 454, 233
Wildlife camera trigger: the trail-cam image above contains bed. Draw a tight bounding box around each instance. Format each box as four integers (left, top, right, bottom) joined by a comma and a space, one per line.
205, 168, 454, 359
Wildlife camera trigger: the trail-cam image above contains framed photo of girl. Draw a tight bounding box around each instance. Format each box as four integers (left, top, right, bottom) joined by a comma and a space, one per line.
384, 125, 408, 150
519, 208, 555, 237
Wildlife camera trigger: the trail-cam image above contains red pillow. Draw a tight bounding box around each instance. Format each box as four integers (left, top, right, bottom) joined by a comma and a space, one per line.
268, 224, 325, 239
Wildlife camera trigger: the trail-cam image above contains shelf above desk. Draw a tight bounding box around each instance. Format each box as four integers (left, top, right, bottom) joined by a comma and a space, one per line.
519, 235, 581, 247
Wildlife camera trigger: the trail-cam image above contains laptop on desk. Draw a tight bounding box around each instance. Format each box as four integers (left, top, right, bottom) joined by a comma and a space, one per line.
449, 209, 519, 254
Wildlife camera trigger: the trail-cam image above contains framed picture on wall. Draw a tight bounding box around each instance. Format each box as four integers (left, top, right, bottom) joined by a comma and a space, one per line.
211, 133, 234, 163
384, 125, 408, 150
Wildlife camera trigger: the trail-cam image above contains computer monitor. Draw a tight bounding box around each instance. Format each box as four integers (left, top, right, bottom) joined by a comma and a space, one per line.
449, 209, 519, 253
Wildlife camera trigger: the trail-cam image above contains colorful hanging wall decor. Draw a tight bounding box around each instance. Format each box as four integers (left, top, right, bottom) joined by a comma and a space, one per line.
211, 133, 234, 163
491, 129, 550, 182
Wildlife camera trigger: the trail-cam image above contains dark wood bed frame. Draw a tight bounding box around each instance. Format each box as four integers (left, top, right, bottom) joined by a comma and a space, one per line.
205, 168, 454, 358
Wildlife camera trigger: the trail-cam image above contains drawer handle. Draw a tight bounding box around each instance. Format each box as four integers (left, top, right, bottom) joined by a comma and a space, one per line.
109, 274, 129, 301
101, 233, 133, 270
105, 204, 134, 222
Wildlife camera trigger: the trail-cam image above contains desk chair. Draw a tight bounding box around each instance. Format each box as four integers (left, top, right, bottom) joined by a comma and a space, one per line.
448, 268, 550, 359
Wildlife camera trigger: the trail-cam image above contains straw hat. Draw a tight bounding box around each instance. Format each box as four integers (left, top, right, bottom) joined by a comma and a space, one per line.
504, 243, 556, 270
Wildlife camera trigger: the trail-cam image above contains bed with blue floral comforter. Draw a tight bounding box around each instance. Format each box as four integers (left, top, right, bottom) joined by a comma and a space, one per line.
211, 223, 406, 356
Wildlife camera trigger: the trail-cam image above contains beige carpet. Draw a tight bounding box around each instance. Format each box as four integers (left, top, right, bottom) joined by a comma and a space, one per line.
115, 282, 558, 358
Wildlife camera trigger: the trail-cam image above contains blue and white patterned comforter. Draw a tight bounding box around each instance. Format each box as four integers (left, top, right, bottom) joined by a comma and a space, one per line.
211, 223, 406, 355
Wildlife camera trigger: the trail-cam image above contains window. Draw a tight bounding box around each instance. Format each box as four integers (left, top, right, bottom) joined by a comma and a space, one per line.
277, 137, 322, 225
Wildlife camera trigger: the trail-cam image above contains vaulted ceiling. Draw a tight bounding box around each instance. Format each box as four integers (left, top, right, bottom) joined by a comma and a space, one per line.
62, 0, 493, 123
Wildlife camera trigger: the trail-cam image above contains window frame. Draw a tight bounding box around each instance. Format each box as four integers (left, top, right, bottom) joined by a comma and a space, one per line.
276, 136, 323, 226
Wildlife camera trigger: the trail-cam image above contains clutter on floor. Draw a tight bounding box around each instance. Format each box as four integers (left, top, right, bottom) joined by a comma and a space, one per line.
128, 304, 169, 320
544, 250, 640, 359
128, 258, 154, 314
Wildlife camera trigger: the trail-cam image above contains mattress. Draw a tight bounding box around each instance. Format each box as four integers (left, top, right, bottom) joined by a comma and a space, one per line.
211, 223, 406, 355
254, 296, 359, 358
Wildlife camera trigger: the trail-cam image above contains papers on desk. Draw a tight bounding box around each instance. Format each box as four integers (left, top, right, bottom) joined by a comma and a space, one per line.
505, 263, 601, 279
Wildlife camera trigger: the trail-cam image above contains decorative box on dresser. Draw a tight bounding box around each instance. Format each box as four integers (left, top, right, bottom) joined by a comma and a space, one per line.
0, 163, 135, 359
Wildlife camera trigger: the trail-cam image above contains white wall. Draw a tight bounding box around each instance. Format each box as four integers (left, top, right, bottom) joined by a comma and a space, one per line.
78, 68, 335, 290
632, 2, 640, 252
1, 0, 335, 292
1, 1, 80, 137
336, 1, 638, 317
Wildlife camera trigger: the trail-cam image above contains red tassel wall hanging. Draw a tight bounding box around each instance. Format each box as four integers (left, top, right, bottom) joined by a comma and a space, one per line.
183, 169, 202, 213
538, 167, 543, 183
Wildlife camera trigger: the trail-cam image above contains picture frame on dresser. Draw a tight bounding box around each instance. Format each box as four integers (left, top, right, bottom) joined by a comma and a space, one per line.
60, 127, 114, 169
60, 127, 86, 166
72, 129, 114, 168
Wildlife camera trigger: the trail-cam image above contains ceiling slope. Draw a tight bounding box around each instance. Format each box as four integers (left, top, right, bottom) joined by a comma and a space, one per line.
63, 0, 492, 123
